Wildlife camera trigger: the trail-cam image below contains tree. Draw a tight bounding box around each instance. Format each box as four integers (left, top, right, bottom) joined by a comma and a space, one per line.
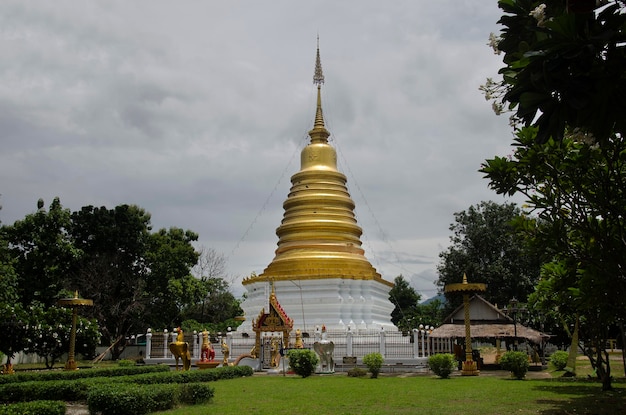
482, 130, 626, 389
481, 1, 626, 390
4, 198, 79, 307
143, 227, 200, 329
388, 275, 421, 330
25, 304, 100, 368
69, 204, 152, 360
182, 247, 242, 329
485, 0, 626, 145
436, 201, 541, 312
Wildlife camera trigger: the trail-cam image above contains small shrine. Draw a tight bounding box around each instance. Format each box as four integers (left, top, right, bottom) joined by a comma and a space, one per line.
251, 282, 294, 364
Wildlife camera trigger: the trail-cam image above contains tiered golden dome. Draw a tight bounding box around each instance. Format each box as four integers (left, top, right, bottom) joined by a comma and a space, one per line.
243, 43, 392, 288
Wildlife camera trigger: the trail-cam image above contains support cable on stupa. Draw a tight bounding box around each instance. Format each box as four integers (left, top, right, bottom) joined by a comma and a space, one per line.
238, 39, 397, 333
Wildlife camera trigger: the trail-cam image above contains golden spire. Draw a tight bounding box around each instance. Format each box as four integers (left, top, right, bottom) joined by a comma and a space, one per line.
309, 35, 330, 144
243, 38, 392, 288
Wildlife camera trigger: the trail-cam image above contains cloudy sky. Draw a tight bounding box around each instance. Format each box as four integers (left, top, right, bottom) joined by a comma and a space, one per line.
1, 1, 520, 299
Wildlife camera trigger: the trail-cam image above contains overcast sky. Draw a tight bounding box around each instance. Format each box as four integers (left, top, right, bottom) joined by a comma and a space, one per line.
1, 1, 520, 299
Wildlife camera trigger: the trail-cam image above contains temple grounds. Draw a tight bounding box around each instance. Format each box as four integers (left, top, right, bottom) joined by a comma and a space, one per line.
155, 353, 624, 415
8, 353, 625, 414
159, 371, 625, 415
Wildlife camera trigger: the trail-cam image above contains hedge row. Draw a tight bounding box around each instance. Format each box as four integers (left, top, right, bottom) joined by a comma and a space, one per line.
117, 365, 253, 385
0, 365, 253, 403
0, 400, 65, 415
87, 383, 214, 415
0, 364, 169, 384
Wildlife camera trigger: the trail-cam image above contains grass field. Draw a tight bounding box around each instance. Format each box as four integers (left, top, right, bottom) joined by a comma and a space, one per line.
9, 353, 625, 414
158, 371, 625, 415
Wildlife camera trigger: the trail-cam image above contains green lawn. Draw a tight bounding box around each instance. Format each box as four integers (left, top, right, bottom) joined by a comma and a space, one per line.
159, 372, 625, 415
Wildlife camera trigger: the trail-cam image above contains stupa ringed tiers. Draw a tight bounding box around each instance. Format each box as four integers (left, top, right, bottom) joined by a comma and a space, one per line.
237, 42, 396, 333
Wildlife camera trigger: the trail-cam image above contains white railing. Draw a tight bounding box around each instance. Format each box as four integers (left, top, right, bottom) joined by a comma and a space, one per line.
144, 326, 455, 362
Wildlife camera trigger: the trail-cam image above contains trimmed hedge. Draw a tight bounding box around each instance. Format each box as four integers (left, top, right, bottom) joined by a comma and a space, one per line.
0, 365, 169, 385
0, 400, 65, 415
0, 379, 91, 403
87, 383, 214, 415
118, 365, 253, 385
0, 365, 253, 403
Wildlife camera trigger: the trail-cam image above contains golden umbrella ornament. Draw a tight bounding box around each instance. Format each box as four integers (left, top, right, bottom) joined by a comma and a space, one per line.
57, 291, 93, 370
445, 274, 486, 376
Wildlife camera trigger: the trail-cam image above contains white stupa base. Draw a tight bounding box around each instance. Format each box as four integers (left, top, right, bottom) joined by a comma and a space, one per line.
237, 278, 397, 333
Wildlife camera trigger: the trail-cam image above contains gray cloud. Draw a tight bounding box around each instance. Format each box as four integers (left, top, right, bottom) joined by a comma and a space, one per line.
0, 0, 520, 299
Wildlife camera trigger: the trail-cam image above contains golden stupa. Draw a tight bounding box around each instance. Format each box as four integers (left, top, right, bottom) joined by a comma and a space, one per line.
238, 41, 396, 332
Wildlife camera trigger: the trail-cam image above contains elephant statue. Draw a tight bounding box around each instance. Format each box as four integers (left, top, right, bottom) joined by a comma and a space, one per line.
313, 340, 335, 373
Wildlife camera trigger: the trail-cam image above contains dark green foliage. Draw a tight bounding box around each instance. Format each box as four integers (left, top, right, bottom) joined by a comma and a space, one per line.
550, 350, 569, 371
347, 367, 367, 378
493, 0, 626, 144
437, 201, 541, 314
87, 383, 181, 415
0, 379, 91, 403
362, 352, 384, 379
86, 380, 215, 414
0, 364, 168, 385
499, 351, 529, 380
0, 400, 65, 415
428, 353, 456, 379
388, 275, 421, 328
287, 349, 319, 378
483, 1, 626, 391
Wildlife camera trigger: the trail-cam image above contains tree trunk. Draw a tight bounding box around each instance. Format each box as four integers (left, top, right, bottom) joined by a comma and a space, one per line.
110, 337, 126, 361
595, 347, 612, 391
619, 321, 626, 376
564, 317, 579, 375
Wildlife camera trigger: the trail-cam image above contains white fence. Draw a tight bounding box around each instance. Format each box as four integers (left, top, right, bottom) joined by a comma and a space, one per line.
144, 327, 456, 368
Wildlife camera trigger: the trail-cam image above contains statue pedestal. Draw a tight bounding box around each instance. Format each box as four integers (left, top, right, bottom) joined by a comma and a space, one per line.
195, 361, 220, 370
461, 360, 479, 376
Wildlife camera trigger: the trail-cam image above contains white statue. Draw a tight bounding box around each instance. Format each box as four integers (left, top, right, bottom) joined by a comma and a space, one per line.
313, 325, 335, 373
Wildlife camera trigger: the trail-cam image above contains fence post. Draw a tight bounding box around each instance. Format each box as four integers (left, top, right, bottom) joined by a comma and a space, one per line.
379, 327, 386, 357
227, 327, 233, 352
346, 327, 353, 356
192, 331, 199, 359
163, 329, 169, 358
412, 329, 419, 358
146, 328, 152, 359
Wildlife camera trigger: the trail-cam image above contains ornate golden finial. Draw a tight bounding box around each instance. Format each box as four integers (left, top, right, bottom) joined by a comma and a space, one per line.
463, 273, 468, 284
313, 35, 324, 86
309, 36, 330, 143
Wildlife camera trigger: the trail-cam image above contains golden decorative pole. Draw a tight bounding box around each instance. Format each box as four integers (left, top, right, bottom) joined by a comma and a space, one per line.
445, 274, 486, 376
57, 291, 93, 370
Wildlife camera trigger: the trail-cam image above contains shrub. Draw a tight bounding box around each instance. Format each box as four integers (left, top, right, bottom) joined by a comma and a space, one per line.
428, 353, 456, 379
0, 400, 65, 415
87, 383, 181, 415
549, 350, 569, 371
499, 351, 529, 379
346, 367, 367, 378
287, 349, 319, 378
362, 352, 384, 379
